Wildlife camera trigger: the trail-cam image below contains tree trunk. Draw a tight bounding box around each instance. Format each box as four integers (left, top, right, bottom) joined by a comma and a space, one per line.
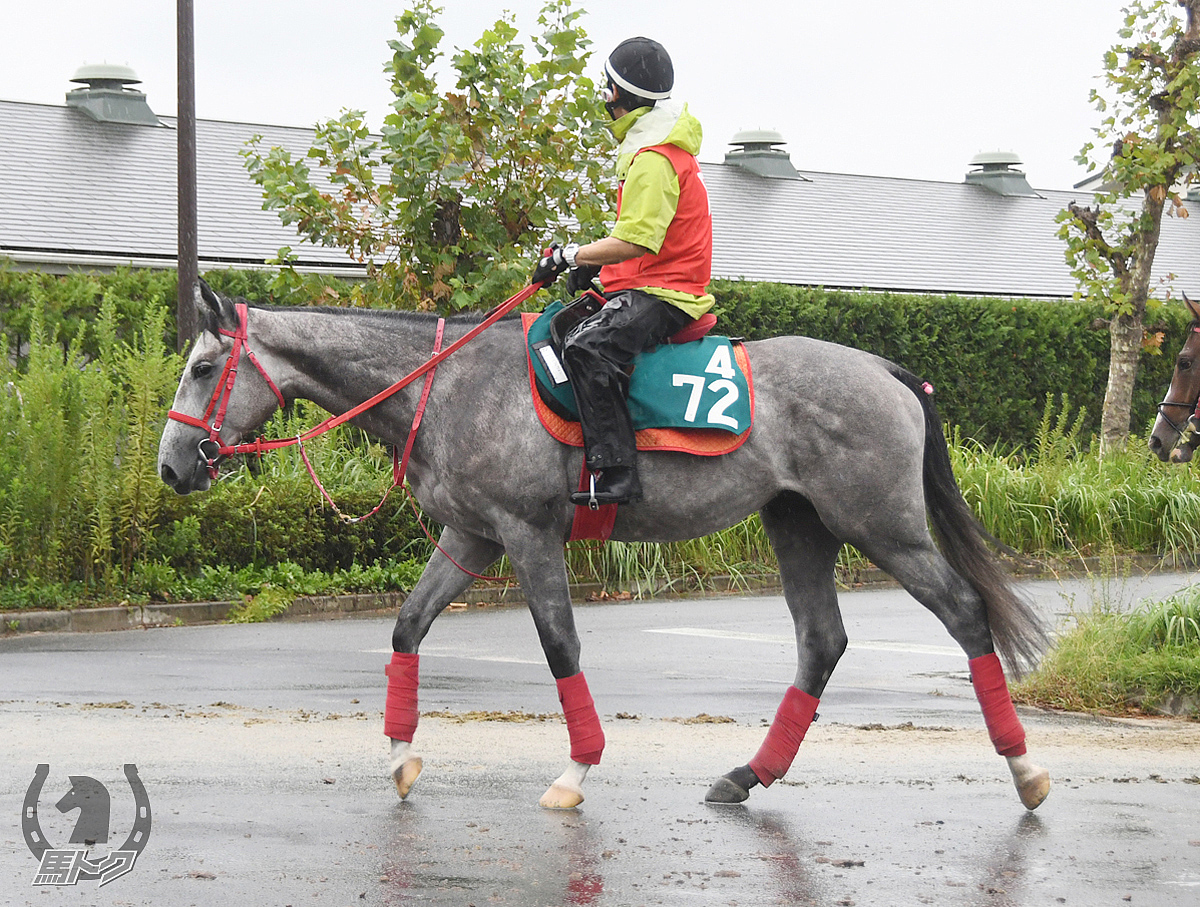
1099, 311, 1145, 453
1098, 191, 1166, 454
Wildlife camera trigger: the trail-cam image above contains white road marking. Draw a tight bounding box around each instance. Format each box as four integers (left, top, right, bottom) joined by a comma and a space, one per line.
644, 627, 963, 657
364, 648, 543, 665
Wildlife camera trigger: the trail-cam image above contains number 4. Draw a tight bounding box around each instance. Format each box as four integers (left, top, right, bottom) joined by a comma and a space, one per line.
704, 344, 735, 380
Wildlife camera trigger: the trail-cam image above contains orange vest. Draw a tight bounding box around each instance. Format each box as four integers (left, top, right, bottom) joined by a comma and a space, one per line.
599, 143, 713, 299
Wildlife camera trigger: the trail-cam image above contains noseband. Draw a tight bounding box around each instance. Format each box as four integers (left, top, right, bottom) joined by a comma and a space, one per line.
168, 302, 286, 478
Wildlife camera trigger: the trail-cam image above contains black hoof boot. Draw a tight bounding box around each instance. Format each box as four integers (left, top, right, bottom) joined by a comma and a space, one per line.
704, 764, 760, 804
570, 466, 644, 507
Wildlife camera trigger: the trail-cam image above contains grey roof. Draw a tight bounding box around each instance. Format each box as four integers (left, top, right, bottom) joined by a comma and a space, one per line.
0, 99, 356, 274
703, 164, 1199, 298
2, 98, 1198, 297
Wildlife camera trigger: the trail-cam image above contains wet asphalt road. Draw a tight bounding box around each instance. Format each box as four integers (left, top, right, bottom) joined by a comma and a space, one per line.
2, 572, 1200, 906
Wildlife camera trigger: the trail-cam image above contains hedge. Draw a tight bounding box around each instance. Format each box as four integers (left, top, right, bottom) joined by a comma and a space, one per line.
711, 280, 1188, 448
3, 266, 1180, 450
0, 265, 1190, 603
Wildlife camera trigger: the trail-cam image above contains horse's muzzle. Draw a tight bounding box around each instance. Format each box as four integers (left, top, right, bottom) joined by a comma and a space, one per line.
159, 454, 212, 495
1148, 433, 1172, 462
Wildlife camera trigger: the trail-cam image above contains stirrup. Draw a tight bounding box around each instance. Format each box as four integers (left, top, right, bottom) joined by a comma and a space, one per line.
586, 471, 599, 510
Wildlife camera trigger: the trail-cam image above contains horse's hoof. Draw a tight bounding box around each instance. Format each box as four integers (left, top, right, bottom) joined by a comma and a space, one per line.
1015, 767, 1050, 810
539, 782, 584, 809
391, 756, 423, 800
1007, 755, 1050, 810
704, 776, 750, 804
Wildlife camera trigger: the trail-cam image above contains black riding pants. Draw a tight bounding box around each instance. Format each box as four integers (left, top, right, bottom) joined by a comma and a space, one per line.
561, 290, 692, 470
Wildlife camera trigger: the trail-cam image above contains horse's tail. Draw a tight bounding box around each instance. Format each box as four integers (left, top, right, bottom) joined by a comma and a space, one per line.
889, 365, 1049, 675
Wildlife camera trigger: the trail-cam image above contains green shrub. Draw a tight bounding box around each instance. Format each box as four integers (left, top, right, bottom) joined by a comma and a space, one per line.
1127, 590, 1200, 649
226, 585, 295, 623
0, 291, 179, 591
712, 280, 1187, 448
0, 266, 177, 362
129, 559, 179, 601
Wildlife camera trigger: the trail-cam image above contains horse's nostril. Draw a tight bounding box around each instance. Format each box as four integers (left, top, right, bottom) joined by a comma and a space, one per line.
161, 463, 178, 485
1149, 436, 1161, 450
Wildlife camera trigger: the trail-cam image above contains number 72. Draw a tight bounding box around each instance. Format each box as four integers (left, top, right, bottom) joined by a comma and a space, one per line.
671, 374, 741, 429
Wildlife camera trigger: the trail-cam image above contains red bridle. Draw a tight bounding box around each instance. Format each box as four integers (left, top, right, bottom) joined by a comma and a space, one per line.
168, 302, 286, 477
166, 283, 542, 503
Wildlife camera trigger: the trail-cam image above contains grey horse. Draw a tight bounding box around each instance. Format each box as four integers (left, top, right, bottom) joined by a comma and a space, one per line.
157, 283, 1050, 811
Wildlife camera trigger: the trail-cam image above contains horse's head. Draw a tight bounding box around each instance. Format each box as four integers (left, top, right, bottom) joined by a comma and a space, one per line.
1149, 293, 1200, 463
157, 281, 286, 494
56, 775, 110, 844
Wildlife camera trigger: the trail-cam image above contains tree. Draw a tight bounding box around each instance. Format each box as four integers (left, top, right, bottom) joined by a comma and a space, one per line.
243, 0, 613, 311
1058, 0, 1200, 453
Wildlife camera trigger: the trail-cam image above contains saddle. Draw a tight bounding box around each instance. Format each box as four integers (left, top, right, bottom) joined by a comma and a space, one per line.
523, 296, 754, 453
523, 296, 755, 541
548, 290, 718, 350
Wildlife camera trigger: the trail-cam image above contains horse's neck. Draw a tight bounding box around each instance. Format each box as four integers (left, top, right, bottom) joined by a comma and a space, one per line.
252, 307, 517, 440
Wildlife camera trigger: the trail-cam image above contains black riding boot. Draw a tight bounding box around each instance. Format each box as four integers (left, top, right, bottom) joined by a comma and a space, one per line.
571, 464, 644, 508
561, 292, 690, 507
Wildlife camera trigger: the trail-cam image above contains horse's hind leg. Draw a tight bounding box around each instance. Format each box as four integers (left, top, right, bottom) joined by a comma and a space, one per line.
707, 492, 846, 804
857, 537, 1049, 810
386, 526, 505, 799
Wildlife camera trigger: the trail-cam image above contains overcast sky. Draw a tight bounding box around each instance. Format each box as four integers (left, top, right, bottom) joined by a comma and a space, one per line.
3, 1, 1140, 190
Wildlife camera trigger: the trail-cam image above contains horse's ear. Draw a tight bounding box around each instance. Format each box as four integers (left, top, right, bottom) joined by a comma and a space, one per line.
1185, 292, 1200, 324
198, 278, 220, 315
195, 278, 234, 336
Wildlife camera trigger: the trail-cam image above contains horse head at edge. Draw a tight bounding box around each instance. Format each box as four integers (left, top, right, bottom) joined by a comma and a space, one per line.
1149, 292, 1200, 464
157, 281, 285, 495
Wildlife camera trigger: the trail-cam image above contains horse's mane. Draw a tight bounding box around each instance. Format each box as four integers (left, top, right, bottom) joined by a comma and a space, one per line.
247, 303, 520, 328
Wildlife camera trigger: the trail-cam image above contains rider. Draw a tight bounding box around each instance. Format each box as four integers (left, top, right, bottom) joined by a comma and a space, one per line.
532, 36, 714, 507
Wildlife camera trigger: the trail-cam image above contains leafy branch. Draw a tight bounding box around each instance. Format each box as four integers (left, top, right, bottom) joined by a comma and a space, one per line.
244, 0, 613, 312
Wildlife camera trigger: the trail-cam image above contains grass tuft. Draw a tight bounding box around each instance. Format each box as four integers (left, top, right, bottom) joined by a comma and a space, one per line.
1014, 588, 1200, 718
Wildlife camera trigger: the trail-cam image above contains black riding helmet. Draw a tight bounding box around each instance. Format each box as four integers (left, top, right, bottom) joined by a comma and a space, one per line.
604, 37, 673, 114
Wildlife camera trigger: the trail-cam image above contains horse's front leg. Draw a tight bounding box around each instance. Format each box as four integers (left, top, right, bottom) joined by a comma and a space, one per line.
386, 526, 505, 799
505, 528, 602, 809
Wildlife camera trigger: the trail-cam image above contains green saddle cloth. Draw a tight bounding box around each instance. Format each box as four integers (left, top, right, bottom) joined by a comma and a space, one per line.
526, 300, 751, 435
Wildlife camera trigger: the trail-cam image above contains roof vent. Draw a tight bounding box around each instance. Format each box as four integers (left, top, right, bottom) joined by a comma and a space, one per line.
724, 129, 807, 180
66, 64, 164, 127
965, 151, 1040, 197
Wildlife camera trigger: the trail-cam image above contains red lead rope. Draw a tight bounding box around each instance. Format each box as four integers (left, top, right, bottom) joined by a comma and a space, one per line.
167, 282, 546, 583
297, 317, 445, 523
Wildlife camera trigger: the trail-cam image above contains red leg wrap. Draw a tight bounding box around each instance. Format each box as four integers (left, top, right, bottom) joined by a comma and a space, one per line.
970, 652, 1027, 757
384, 652, 420, 741
557, 672, 605, 765
749, 686, 820, 787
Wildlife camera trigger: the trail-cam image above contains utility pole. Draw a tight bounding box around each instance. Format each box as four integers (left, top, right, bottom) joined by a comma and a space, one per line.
176, 0, 198, 350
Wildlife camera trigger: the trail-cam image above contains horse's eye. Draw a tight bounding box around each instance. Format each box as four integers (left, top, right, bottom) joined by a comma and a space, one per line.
192, 361, 215, 380
1180, 358, 1193, 371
